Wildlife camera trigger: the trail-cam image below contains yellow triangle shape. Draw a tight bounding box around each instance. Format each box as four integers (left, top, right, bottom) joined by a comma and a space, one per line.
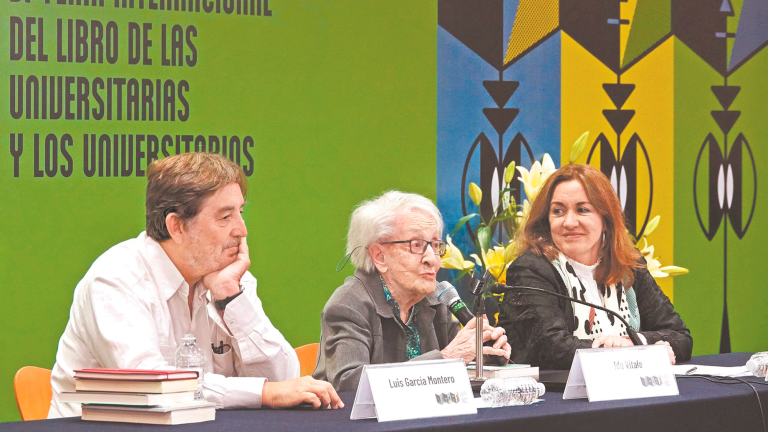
505, 0, 559, 65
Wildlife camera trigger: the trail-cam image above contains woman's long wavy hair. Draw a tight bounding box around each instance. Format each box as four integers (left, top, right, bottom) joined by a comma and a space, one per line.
514, 164, 642, 286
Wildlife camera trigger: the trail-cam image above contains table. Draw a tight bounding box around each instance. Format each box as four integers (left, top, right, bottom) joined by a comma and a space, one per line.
3, 353, 766, 432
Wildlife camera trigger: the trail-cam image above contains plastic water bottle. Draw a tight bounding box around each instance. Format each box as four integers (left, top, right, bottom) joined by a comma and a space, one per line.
746, 352, 768, 378
480, 377, 546, 407
175, 333, 205, 400
507, 377, 546, 405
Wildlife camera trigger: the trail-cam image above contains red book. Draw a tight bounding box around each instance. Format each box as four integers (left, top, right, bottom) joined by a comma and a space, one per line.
74, 369, 199, 381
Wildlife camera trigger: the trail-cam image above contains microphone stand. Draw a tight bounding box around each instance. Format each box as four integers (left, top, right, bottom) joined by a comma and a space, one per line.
473, 293, 485, 382
469, 270, 493, 384
496, 284, 643, 346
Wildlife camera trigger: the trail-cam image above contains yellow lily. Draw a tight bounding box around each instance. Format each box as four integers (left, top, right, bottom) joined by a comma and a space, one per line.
440, 235, 475, 271
639, 238, 689, 278
504, 161, 516, 185
516, 153, 556, 204
469, 182, 483, 207
502, 240, 516, 265
569, 131, 590, 164
470, 246, 511, 284
644, 215, 660, 236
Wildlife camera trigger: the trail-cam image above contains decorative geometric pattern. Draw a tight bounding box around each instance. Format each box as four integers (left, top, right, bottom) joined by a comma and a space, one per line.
672, 0, 730, 75
622, 0, 671, 68
504, 0, 559, 65
437, 0, 767, 355
728, 0, 768, 71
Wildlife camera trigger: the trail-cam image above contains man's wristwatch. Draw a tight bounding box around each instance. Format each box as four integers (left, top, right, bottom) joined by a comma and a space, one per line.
214, 287, 244, 311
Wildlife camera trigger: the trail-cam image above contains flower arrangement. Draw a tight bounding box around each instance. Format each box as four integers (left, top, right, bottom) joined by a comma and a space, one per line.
440, 132, 687, 293
637, 216, 689, 278
440, 161, 519, 288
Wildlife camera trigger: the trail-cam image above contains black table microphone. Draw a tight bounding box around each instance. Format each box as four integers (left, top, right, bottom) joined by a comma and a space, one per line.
492, 284, 643, 346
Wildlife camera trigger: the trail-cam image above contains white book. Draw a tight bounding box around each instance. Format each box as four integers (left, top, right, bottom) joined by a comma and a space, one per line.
81, 401, 215, 425
75, 378, 198, 394
61, 391, 195, 406
466, 364, 539, 380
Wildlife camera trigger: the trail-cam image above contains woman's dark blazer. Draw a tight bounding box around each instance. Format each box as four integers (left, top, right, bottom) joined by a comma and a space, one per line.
497, 251, 693, 370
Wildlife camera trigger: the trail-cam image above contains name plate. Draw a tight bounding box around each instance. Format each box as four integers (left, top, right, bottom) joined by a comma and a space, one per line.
350, 359, 476, 422
563, 344, 678, 402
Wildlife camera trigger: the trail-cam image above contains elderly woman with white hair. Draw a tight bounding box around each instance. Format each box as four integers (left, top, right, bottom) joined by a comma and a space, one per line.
313, 191, 511, 391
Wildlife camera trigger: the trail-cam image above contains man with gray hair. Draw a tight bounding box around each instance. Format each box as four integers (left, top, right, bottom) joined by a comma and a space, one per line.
313, 191, 511, 391
49, 153, 342, 418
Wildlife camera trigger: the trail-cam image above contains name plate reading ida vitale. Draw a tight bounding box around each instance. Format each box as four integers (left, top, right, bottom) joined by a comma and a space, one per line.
350, 359, 476, 422
563, 344, 678, 402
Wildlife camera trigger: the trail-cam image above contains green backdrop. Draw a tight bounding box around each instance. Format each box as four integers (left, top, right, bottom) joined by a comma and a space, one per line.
673, 37, 768, 356
0, 2, 437, 422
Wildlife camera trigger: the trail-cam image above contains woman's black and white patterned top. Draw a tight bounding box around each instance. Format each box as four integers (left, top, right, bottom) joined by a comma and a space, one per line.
551, 253, 640, 340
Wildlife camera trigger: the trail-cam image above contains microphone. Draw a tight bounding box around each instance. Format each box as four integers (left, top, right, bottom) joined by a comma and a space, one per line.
435, 281, 474, 325
468, 268, 493, 297
435, 281, 508, 366
493, 284, 643, 346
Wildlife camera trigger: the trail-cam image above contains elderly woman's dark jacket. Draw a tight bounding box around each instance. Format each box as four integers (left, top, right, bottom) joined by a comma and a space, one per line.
497, 252, 693, 370
313, 269, 460, 391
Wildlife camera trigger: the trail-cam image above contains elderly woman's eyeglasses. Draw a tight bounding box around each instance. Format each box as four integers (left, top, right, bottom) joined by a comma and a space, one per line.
380, 239, 447, 256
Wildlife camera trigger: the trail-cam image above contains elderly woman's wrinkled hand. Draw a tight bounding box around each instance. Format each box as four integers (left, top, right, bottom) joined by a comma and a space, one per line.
441, 317, 510, 364
484, 325, 511, 359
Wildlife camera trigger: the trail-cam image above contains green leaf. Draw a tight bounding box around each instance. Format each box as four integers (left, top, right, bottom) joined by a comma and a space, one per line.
489, 213, 518, 225
477, 226, 491, 253
569, 131, 590, 163
451, 213, 478, 236
644, 215, 660, 236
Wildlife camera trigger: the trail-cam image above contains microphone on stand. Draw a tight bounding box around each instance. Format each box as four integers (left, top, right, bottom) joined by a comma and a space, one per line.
435, 281, 508, 366
492, 284, 643, 346
435, 281, 474, 325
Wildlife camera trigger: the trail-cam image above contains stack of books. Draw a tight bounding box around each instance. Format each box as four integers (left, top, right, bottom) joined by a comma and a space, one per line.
467, 363, 540, 380
61, 369, 215, 425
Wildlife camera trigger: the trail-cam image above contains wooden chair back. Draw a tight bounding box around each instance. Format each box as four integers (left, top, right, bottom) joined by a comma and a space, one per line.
14, 366, 53, 421
294, 343, 320, 377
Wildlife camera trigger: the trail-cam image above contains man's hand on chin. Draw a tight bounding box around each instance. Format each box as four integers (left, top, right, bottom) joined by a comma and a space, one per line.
262, 377, 344, 409
203, 237, 250, 300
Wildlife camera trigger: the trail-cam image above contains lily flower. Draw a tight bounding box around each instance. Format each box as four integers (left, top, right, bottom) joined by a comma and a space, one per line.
639, 238, 689, 278
569, 131, 590, 163
469, 182, 482, 207
470, 246, 511, 284
504, 161, 516, 185
502, 241, 516, 265
441, 235, 475, 271
516, 154, 557, 204
542, 153, 557, 176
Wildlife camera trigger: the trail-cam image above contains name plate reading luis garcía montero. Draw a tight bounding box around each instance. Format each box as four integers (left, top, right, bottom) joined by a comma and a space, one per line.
350, 359, 476, 422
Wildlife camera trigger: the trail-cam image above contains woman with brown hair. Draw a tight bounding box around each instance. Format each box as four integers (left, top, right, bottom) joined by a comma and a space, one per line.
497, 164, 692, 369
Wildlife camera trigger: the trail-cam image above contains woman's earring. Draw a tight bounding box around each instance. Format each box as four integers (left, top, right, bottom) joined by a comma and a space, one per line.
602, 232, 606, 245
